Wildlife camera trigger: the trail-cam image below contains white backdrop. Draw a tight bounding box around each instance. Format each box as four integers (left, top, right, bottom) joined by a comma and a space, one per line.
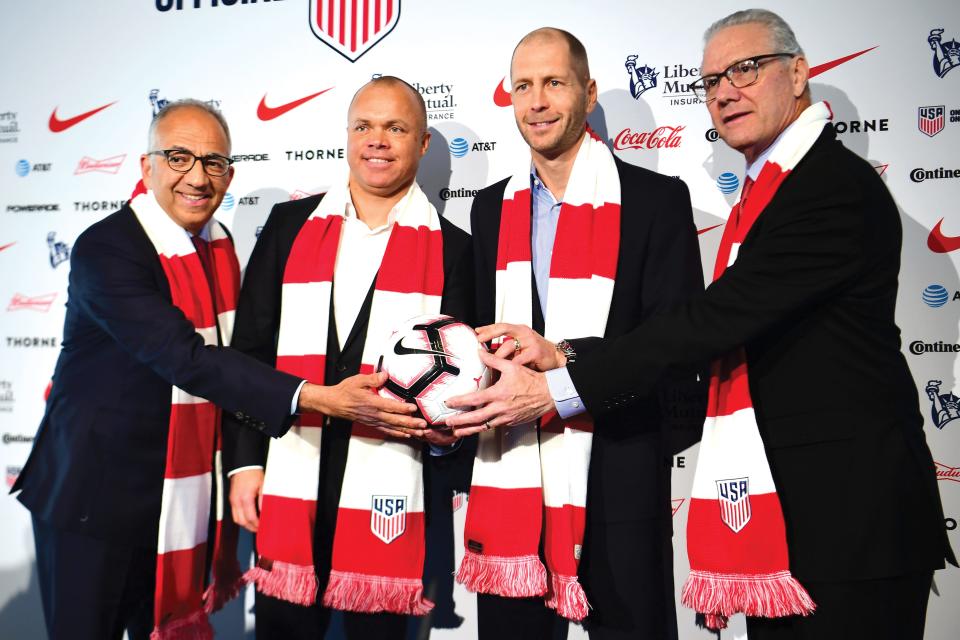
1, 1, 959, 638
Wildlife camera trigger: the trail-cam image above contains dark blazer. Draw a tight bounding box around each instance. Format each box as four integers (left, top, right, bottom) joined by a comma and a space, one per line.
13, 205, 303, 549
470, 158, 704, 633
568, 126, 956, 582
221, 193, 474, 586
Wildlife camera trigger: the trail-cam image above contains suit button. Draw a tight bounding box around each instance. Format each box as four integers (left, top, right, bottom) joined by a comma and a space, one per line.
79, 514, 89, 523
336, 364, 347, 372
236, 411, 246, 420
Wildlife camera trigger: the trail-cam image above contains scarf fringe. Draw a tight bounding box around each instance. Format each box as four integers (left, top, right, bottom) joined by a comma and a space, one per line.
244, 560, 318, 606
202, 570, 247, 614
321, 570, 434, 615
149, 609, 213, 640
544, 573, 590, 621
681, 569, 816, 629
455, 550, 547, 597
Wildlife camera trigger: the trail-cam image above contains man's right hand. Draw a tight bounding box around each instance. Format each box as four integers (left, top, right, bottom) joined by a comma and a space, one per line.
297, 372, 427, 435
229, 468, 264, 533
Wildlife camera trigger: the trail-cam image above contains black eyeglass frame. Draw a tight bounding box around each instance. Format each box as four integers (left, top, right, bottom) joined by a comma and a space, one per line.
691, 53, 796, 103
148, 148, 234, 177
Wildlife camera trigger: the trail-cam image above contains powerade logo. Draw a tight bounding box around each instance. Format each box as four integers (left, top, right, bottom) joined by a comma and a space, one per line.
923, 284, 950, 308
15, 160, 29, 177
717, 172, 739, 194
449, 137, 468, 158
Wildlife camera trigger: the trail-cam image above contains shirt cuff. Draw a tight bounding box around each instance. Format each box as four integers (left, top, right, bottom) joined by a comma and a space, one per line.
290, 379, 308, 415
227, 465, 264, 477
545, 367, 587, 418
428, 438, 463, 456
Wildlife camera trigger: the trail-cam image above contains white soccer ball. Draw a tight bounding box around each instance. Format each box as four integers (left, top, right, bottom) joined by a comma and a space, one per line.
377, 314, 490, 426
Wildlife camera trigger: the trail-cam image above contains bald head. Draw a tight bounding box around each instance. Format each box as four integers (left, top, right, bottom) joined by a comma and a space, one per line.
349, 76, 427, 136
511, 27, 591, 84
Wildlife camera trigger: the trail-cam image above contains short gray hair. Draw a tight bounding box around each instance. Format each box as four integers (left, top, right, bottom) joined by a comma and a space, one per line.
704, 9, 804, 57
147, 99, 232, 153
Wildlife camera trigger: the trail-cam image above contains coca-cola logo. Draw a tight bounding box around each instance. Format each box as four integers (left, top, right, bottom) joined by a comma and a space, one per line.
614, 125, 684, 150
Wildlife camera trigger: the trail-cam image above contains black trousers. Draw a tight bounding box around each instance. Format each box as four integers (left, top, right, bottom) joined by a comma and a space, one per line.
32, 515, 155, 640
746, 572, 934, 640
255, 591, 407, 640
477, 518, 678, 640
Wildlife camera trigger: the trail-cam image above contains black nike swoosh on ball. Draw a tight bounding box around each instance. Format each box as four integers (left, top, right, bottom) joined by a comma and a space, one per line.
394, 337, 454, 358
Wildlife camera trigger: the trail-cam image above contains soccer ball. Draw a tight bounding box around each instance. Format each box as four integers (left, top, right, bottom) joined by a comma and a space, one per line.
377, 314, 490, 426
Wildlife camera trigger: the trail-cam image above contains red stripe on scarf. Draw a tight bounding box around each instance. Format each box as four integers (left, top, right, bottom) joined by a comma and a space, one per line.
329, 509, 426, 577
549, 202, 619, 279
164, 404, 218, 477
209, 237, 240, 311
706, 357, 753, 417
462, 486, 544, 556
257, 495, 318, 565
543, 504, 586, 575
686, 494, 790, 573
158, 255, 216, 329
282, 216, 342, 283
541, 410, 594, 434
495, 190, 532, 269
377, 225, 444, 295
155, 543, 208, 623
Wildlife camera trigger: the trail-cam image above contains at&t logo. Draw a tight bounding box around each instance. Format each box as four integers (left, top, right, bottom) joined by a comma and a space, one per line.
716, 172, 739, 194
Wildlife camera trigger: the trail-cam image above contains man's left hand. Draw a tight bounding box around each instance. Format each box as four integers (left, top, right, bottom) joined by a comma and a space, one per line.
445, 349, 555, 436
480, 322, 566, 372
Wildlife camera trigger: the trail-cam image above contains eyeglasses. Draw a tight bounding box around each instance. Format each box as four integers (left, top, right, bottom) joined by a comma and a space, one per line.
148, 149, 233, 177
690, 53, 796, 103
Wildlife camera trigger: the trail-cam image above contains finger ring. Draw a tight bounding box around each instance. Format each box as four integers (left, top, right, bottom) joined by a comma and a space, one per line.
484, 420, 492, 430
513, 338, 522, 353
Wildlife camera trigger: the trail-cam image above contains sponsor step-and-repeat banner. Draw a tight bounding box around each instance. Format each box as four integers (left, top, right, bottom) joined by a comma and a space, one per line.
1, 1, 958, 638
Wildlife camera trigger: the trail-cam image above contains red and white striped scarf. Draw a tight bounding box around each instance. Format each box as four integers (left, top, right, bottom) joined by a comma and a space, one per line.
246, 181, 442, 615
681, 102, 831, 629
130, 190, 245, 640
457, 131, 620, 621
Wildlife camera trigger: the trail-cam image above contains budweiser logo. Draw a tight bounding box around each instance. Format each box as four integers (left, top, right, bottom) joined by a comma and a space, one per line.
936, 462, 960, 482
614, 125, 684, 150
75, 154, 126, 175
7, 293, 56, 312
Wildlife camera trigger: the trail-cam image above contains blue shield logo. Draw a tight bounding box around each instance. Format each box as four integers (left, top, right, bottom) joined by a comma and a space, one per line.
370, 495, 407, 544
716, 477, 751, 533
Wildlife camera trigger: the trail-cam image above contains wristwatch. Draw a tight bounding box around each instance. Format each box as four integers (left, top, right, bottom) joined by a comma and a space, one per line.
555, 339, 577, 364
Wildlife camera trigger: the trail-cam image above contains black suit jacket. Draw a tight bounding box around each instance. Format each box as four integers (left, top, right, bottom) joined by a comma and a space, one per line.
568, 127, 955, 582
470, 157, 705, 526
222, 193, 474, 584
13, 205, 303, 548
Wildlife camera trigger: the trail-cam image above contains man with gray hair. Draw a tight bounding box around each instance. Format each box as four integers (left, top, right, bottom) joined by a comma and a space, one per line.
12, 99, 423, 640
447, 9, 955, 639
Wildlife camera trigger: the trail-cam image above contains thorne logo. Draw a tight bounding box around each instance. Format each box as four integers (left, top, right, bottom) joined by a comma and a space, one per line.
926, 380, 960, 430
614, 126, 684, 150
285, 148, 345, 161
909, 340, 960, 355
7, 293, 56, 313
928, 28, 960, 78
75, 154, 126, 175
832, 119, 888, 135
625, 57, 701, 106
5, 337, 58, 348
0, 111, 19, 143
74, 200, 125, 213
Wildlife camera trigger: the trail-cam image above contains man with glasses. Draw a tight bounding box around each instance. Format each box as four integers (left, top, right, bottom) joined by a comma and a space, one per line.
447, 9, 954, 639
12, 100, 422, 640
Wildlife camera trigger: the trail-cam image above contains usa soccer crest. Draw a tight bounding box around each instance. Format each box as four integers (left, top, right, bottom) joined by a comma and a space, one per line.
309, 0, 400, 62
371, 495, 407, 544
918, 106, 945, 137
716, 477, 751, 533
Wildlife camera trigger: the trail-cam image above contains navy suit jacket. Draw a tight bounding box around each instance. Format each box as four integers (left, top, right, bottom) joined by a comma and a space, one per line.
13, 205, 302, 548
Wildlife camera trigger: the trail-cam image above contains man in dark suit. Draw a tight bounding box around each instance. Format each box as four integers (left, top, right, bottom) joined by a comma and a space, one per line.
448, 10, 955, 640
450, 28, 703, 640
12, 100, 424, 640
222, 76, 473, 640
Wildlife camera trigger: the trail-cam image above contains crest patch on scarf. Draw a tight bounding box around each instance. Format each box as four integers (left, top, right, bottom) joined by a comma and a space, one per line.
371, 495, 408, 544
716, 477, 751, 533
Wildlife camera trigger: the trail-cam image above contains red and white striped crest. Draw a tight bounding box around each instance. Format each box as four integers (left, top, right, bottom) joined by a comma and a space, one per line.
716, 478, 751, 533
918, 105, 945, 137
370, 495, 407, 543
308, 0, 400, 62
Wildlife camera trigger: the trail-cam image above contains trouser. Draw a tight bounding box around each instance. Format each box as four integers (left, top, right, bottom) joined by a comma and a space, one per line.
255, 590, 407, 640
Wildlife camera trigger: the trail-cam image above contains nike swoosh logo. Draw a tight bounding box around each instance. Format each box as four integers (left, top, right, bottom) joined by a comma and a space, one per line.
809, 46, 877, 78
493, 77, 511, 107
698, 224, 723, 235
928, 218, 960, 253
394, 337, 453, 358
0, 242, 15, 253
48, 102, 117, 132
873, 164, 888, 176
257, 88, 333, 121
